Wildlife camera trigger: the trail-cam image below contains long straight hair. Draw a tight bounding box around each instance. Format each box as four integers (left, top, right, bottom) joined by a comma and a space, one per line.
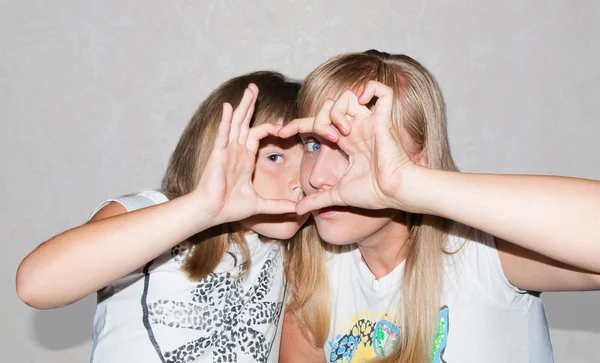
161, 71, 302, 280
288, 51, 456, 362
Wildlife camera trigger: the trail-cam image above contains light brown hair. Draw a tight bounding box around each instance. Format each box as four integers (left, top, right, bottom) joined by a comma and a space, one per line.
162, 71, 302, 280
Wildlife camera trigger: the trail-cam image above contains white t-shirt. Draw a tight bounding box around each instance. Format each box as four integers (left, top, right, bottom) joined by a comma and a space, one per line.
89, 190, 287, 363
324, 224, 553, 363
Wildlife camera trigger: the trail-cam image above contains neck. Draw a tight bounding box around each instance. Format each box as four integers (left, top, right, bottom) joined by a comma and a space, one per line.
356, 212, 412, 280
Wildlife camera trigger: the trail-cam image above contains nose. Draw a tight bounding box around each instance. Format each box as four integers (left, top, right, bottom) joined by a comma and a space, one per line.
288, 164, 304, 203
290, 183, 304, 203
308, 145, 345, 192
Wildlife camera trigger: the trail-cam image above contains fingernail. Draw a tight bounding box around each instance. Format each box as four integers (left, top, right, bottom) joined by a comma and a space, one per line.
337, 124, 347, 134
324, 134, 336, 142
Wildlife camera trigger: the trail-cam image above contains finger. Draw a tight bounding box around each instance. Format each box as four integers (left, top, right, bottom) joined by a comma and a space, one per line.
329, 90, 363, 136
296, 190, 346, 215
255, 198, 298, 215
358, 80, 394, 118
238, 83, 259, 144
278, 117, 316, 138
313, 99, 341, 142
214, 102, 233, 149
229, 87, 255, 144
249, 123, 284, 140
246, 123, 283, 154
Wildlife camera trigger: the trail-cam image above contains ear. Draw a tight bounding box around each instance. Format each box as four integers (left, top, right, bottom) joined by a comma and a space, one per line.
416, 150, 429, 167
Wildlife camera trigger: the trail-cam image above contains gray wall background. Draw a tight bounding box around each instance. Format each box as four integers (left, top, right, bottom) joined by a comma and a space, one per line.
2, 1, 599, 361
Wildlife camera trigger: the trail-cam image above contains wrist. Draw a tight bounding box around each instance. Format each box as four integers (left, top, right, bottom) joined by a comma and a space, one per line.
179, 191, 219, 232
388, 165, 440, 214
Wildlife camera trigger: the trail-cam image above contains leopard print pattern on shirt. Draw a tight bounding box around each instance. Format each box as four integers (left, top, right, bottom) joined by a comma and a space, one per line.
145, 244, 285, 363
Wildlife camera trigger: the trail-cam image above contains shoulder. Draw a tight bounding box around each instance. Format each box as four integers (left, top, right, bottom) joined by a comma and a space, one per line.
88, 190, 169, 222
325, 244, 356, 265
444, 222, 529, 302
445, 223, 493, 253
89, 202, 127, 222
324, 245, 360, 286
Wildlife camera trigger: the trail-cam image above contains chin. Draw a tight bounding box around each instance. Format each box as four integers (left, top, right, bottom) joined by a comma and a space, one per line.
313, 208, 396, 246
244, 215, 309, 240
253, 221, 302, 239
314, 218, 359, 245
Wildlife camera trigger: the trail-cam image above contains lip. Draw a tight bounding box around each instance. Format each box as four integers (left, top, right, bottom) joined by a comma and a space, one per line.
316, 206, 349, 219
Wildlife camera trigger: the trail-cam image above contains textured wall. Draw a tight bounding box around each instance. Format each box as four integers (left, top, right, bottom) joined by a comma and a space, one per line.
1, 1, 599, 361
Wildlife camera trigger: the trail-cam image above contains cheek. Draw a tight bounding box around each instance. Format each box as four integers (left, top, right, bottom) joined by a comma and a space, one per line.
240, 214, 308, 240
253, 167, 283, 198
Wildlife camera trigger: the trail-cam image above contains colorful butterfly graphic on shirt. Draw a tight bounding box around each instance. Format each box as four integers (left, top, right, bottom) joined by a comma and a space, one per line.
328, 306, 449, 363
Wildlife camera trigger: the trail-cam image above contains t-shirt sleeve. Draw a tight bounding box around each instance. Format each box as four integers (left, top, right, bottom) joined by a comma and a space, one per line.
88, 190, 169, 220
448, 223, 530, 307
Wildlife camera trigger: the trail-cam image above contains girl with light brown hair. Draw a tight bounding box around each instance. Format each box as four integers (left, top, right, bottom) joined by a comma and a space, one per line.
280, 50, 600, 363
16, 71, 310, 363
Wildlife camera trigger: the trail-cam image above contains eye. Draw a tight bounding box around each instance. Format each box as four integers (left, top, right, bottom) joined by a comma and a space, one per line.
267, 154, 284, 164
303, 140, 321, 153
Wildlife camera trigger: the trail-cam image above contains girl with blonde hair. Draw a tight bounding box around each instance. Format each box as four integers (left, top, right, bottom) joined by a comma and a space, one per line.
17, 71, 310, 363
280, 50, 600, 363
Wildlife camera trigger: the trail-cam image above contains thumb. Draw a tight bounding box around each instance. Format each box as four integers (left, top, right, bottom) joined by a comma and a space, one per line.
296, 189, 346, 215
255, 198, 298, 215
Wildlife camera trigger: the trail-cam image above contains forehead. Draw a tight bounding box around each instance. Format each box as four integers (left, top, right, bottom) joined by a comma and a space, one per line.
259, 135, 301, 150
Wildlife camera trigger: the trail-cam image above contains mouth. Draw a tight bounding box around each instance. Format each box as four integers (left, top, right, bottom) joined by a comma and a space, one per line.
316, 206, 350, 219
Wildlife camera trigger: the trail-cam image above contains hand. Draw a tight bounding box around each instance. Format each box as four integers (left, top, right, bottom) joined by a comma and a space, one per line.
279, 81, 418, 215
193, 84, 297, 225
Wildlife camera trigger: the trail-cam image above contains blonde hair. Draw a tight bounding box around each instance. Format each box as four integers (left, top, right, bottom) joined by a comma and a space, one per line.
162, 71, 302, 280
288, 51, 456, 362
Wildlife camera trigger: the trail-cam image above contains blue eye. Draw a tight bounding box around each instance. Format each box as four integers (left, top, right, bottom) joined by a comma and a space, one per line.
268, 154, 284, 163
304, 141, 321, 152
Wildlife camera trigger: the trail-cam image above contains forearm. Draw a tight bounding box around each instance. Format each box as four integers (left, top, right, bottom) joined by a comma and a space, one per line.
16, 192, 214, 309
403, 168, 600, 273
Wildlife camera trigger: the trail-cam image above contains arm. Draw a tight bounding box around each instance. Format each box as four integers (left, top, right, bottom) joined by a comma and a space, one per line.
403, 169, 600, 290
496, 237, 600, 292
279, 312, 325, 363
16, 85, 296, 309
281, 81, 600, 293
16, 193, 213, 309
